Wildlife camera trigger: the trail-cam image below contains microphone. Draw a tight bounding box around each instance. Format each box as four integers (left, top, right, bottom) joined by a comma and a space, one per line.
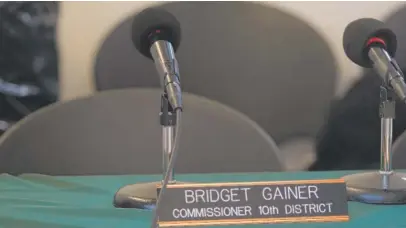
343, 18, 406, 102
131, 7, 182, 110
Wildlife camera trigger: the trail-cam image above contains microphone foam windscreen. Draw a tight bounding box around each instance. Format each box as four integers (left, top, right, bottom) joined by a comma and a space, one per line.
343, 18, 397, 68
131, 7, 181, 59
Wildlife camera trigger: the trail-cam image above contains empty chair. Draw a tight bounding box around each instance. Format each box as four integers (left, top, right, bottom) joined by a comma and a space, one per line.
0, 88, 283, 175
94, 2, 338, 146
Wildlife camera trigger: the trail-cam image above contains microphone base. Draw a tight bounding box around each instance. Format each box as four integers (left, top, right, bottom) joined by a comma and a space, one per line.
113, 181, 189, 210
343, 171, 406, 204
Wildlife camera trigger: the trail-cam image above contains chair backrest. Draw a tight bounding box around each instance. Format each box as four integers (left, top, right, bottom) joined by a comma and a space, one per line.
94, 2, 338, 144
0, 88, 283, 175
391, 130, 406, 169
384, 5, 406, 68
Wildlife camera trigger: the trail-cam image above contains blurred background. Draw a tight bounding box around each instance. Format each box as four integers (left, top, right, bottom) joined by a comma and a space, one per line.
2, 1, 406, 172
58, 1, 406, 100
0, 2, 58, 133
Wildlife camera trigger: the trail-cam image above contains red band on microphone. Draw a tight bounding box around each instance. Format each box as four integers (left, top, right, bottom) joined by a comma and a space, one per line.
366, 37, 386, 48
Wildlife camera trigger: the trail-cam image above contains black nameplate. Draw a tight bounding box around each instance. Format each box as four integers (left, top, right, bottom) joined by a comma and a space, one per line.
157, 179, 349, 227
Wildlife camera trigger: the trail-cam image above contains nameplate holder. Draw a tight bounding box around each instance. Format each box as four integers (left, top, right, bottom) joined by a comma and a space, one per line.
156, 179, 349, 227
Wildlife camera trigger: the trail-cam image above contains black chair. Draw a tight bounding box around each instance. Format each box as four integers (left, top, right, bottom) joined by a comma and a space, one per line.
391, 130, 406, 169
384, 3, 406, 68
0, 88, 283, 175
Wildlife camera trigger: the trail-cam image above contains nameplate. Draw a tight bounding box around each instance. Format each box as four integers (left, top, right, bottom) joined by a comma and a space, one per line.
157, 179, 349, 227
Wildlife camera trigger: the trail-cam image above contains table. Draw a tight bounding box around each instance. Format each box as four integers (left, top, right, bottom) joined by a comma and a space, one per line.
0, 171, 404, 228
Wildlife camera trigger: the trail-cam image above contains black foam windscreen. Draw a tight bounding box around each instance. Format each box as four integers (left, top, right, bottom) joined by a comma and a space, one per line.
131, 7, 181, 60
343, 18, 397, 68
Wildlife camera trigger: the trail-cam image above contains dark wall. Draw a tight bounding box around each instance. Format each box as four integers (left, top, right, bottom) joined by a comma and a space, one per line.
0, 2, 59, 125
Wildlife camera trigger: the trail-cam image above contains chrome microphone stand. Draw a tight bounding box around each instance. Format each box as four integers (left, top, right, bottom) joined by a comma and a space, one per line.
343, 86, 406, 204
160, 93, 176, 184
113, 92, 182, 210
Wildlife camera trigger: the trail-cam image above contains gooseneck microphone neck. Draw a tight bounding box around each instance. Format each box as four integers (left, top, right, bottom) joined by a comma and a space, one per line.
367, 45, 406, 102
150, 39, 182, 110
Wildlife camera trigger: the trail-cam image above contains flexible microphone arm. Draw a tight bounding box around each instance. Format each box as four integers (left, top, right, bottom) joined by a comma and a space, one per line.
150, 40, 183, 110
368, 47, 406, 102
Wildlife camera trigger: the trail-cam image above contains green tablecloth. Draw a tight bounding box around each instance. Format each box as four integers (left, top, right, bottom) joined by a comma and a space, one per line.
0, 171, 404, 228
